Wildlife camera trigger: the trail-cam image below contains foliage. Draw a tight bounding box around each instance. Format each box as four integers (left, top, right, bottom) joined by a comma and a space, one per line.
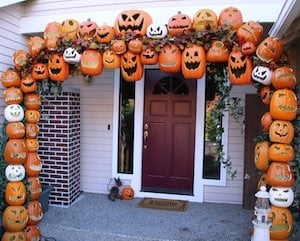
0, 124, 8, 215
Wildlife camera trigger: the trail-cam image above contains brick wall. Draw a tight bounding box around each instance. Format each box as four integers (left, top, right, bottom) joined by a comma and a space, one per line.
38, 88, 81, 206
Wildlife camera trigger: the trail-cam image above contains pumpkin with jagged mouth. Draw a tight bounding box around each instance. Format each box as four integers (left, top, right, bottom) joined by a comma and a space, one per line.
121, 51, 143, 82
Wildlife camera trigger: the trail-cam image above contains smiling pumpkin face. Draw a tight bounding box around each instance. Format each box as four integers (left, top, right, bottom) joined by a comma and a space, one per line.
192, 8, 218, 31
1, 69, 21, 88
32, 63, 49, 80
103, 50, 120, 69
21, 76, 37, 93
141, 47, 159, 65
159, 44, 181, 73
218, 7, 243, 30
269, 120, 294, 144
48, 53, 69, 81
96, 25, 115, 44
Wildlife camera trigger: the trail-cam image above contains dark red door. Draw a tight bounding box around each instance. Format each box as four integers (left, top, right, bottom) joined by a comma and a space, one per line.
142, 69, 196, 194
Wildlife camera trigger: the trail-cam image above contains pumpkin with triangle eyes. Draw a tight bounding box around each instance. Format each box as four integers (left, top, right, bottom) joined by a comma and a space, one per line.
140, 47, 159, 65
122, 186, 134, 200
103, 49, 120, 69
269, 120, 294, 144
192, 8, 218, 31
1, 69, 21, 88
159, 44, 181, 73
269, 187, 294, 208
121, 50, 143, 82
78, 19, 98, 40
252, 66, 273, 85
167, 11, 192, 36
48, 53, 69, 81
2, 206, 28, 232
5, 181, 27, 206
96, 24, 115, 44
4, 138, 27, 165
32, 63, 49, 80
218, 6, 243, 30
256, 36, 284, 63
146, 23, 168, 39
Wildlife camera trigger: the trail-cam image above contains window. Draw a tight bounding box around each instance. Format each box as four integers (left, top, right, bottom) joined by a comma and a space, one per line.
203, 75, 221, 179
118, 77, 135, 174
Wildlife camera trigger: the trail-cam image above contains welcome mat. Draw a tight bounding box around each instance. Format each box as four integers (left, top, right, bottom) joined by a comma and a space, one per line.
137, 198, 189, 212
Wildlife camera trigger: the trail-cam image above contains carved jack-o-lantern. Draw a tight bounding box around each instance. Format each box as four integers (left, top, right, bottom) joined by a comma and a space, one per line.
2, 205, 28, 232
25, 123, 40, 138
25, 109, 41, 124
103, 50, 120, 69
27, 36, 45, 56
27, 200, 43, 225
25, 138, 39, 152
257, 173, 267, 190
5, 164, 25, 182
218, 7, 243, 30
60, 19, 79, 40
159, 44, 181, 73
3, 87, 23, 105
236, 21, 263, 45
272, 67, 297, 90
206, 40, 229, 62
241, 41, 256, 56
4, 104, 24, 122
25, 152, 42, 177
115, 9, 152, 36
24, 225, 41, 241
1, 231, 26, 241
260, 85, 272, 105
4, 138, 27, 165
192, 8, 218, 31
112, 39, 127, 55
140, 47, 159, 65
270, 88, 298, 121
24, 93, 41, 110
228, 50, 252, 85
254, 141, 270, 172
1, 69, 21, 88
32, 63, 49, 80
128, 38, 143, 54
146, 23, 168, 39
268, 143, 294, 163
6, 121, 25, 139
269, 205, 293, 239
121, 50, 143, 82
78, 19, 98, 40
167, 11, 191, 36
80, 49, 103, 76
13, 50, 30, 70
27, 176, 42, 200
261, 111, 273, 132
21, 76, 37, 93
48, 53, 69, 81
96, 24, 115, 44
5, 181, 26, 206
181, 44, 206, 79
269, 120, 294, 144
266, 162, 294, 187
252, 66, 273, 85
256, 36, 284, 63
122, 186, 134, 200
269, 187, 294, 208
63, 47, 82, 64
44, 21, 61, 50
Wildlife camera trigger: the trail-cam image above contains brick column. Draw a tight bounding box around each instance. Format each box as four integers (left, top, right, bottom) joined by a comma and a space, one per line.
38, 88, 80, 206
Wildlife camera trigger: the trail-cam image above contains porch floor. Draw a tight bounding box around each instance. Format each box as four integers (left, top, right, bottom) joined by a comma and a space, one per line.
38, 192, 299, 241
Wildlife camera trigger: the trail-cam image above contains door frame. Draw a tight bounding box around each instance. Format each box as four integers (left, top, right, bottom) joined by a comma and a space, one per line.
112, 67, 228, 202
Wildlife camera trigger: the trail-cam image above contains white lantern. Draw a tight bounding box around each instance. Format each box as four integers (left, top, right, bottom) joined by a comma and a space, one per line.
63, 47, 82, 64
5, 164, 26, 182
4, 104, 24, 122
146, 23, 168, 39
252, 66, 273, 85
269, 186, 294, 208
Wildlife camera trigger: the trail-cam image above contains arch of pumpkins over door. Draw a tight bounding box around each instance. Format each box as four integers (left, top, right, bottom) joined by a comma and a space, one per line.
0, 6, 299, 241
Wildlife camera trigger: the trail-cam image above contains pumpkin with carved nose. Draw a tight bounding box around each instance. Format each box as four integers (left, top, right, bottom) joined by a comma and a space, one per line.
32, 63, 49, 80
3, 206, 28, 232
5, 121, 25, 139
4, 104, 24, 122
103, 49, 120, 69
141, 47, 159, 65
192, 8, 218, 31
121, 50, 143, 82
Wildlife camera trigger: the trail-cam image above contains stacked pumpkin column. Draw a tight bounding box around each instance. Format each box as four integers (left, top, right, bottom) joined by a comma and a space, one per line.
255, 37, 297, 241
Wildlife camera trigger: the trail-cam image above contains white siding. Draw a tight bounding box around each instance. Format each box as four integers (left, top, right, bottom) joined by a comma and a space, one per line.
63, 71, 114, 194
0, 3, 27, 124
203, 85, 258, 204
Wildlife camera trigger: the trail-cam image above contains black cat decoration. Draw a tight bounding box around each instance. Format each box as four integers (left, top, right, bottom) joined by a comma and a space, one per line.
108, 177, 123, 201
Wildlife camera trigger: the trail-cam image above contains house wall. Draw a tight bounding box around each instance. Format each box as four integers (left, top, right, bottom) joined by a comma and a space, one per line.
0, 3, 28, 124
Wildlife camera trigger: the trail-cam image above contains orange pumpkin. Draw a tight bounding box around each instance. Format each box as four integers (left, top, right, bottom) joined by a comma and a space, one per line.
2, 205, 28, 232
4, 139, 27, 165
48, 54, 69, 81
260, 85, 272, 105
32, 63, 49, 80
192, 9, 218, 31
27, 36, 45, 56
122, 186, 134, 200
27, 200, 43, 225
236, 21, 263, 45
128, 38, 143, 54
60, 19, 79, 40
24, 225, 41, 241
167, 11, 192, 36
257, 172, 267, 190
181, 44, 206, 79
25, 123, 40, 138
268, 143, 294, 163
103, 49, 121, 69
228, 49, 252, 85
261, 111, 273, 132
96, 24, 116, 44
5, 181, 26, 206
25, 110, 41, 124
78, 19, 98, 40
3, 87, 23, 105
80, 49, 103, 76
266, 162, 294, 187
112, 39, 127, 55
272, 67, 296, 89
206, 40, 229, 62
159, 44, 181, 73
1, 231, 26, 241
24, 93, 41, 110
27, 176, 42, 200
256, 36, 284, 63
241, 41, 256, 56
5, 121, 25, 139
13, 50, 30, 70
254, 141, 270, 172
44, 21, 62, 49
140, 47, 159, 65
24, 152, 42, 177
218, 6, 243, 30
25, 138, 39, 152
115, 9, 152, 36
20, 76, 37, 93
1, 69, 21, 88
269, 206, 293, 239
121, 50, 143, 82
269, 120, 294, 144
270, 88, 297, 121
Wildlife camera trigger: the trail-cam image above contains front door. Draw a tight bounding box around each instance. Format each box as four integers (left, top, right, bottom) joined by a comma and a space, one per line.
142, 69, 196, 195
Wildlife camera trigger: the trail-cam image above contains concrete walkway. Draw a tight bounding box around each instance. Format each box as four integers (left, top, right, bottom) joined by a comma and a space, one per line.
38, 192, 299, 241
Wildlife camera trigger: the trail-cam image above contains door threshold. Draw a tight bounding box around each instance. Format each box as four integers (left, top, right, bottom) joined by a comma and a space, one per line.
141, 187, 193, 196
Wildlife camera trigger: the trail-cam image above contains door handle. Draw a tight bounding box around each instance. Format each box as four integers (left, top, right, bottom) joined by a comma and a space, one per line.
244, 173, 251, 180
144, 130, 148, 149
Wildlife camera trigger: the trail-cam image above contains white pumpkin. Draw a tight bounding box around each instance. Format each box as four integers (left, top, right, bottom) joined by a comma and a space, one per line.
146, 23, 168, 39
269, 186, 294, 208
63, 47, 82, 64
5, 164, 26, 182
4, 104, 24, 122
252, 66, 273, 85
